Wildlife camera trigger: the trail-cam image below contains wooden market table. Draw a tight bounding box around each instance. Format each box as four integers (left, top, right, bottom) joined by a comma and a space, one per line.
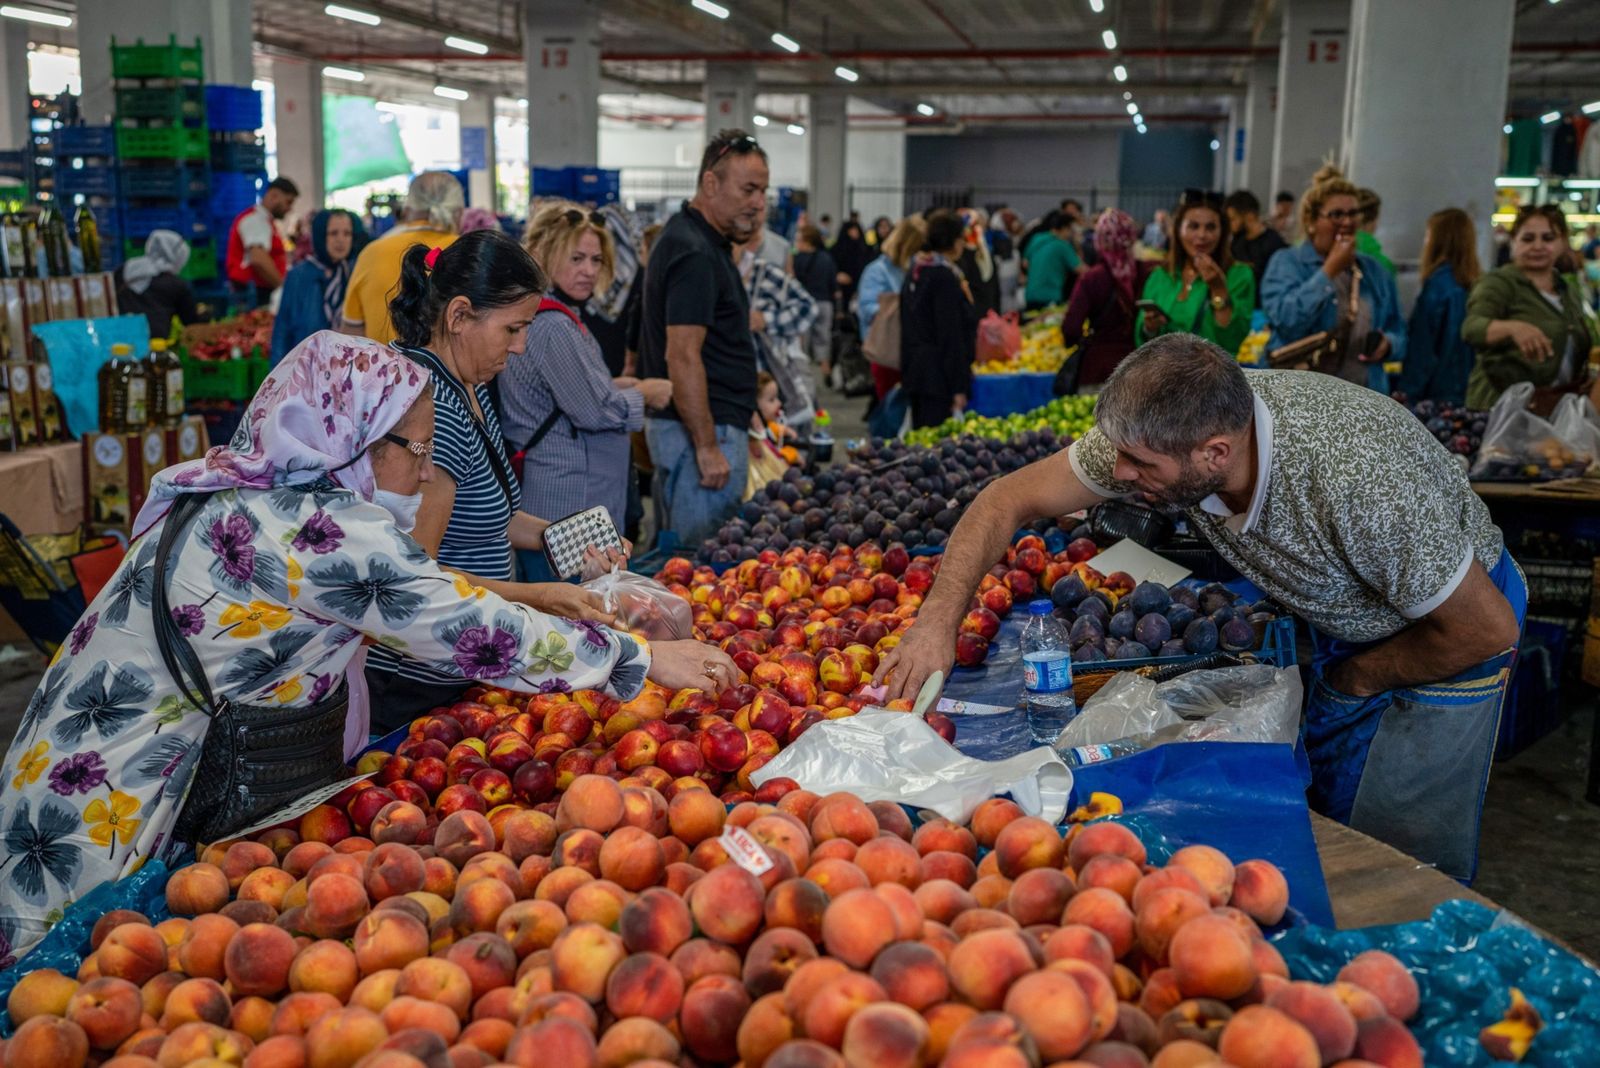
1471, 478, 1600, 506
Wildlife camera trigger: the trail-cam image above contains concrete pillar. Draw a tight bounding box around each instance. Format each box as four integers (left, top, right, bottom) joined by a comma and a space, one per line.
806, 92, 848, 226
522, 0, 601, 170
1236, 57, 1278, 199
0, 20, 28, 152
460, 93, 497, 210
1343, 0, 1512, 270
1271, 0, 1349, 202
191, 0, 254, 88
271, 55, 324, 216
77, 0, 254, 124
704, 62, 757, 139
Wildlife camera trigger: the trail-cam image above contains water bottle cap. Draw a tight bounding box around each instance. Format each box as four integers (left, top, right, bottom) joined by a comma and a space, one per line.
1028, 599, 1053, 615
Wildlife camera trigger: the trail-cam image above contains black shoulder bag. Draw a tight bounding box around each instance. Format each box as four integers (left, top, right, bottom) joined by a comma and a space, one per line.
153, 492, 351, 845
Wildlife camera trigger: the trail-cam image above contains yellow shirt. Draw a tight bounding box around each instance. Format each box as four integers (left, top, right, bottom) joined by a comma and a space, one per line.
341, 224, 458, 344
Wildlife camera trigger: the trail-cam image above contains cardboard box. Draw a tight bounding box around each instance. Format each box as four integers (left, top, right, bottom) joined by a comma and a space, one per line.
4, 360, 39, 447
77, 274, 116, 319
82, 429, 164, 537
29, 353, 65, 444
166, 413, 208, 464
44, 277, 81, 321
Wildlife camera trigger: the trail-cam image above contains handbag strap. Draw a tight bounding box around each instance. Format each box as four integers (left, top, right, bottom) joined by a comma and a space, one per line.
151, 492, 221, 719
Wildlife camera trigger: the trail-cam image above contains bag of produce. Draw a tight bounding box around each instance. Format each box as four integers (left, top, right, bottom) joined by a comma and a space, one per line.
1549, 394, 1600, 474
584, 568, 693, 641
1469, 382, 1589, 481
976, 310, 1021, 365
1060, 664, 1302, 752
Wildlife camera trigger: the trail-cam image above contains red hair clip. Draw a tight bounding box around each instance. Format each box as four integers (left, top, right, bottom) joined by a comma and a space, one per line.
423, 246, 442, 272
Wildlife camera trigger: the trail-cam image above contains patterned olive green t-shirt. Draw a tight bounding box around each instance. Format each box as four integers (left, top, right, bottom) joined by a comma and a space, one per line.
1068, 370, 1504, 644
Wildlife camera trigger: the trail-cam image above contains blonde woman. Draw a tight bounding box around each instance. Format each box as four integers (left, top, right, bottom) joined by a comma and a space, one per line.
495, 202, 672, 579
856, 214, 927, 398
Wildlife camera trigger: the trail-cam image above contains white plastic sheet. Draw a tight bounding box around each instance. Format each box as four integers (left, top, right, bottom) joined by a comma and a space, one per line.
1060, 664, 1303, 750
750, 711, 1074, 825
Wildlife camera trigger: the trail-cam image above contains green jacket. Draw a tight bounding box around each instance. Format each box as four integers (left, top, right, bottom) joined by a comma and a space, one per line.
1462, 264, 1593, 409
1356, 230, 1394, 276
1024, 232, 1081, 306
1136, 262, 1256, 355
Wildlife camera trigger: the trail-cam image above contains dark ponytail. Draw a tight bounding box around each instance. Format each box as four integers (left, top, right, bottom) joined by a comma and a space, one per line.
387, 229, 547, 348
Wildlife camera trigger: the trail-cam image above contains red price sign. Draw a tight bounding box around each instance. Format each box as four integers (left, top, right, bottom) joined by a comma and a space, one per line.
720, 825, 775, 876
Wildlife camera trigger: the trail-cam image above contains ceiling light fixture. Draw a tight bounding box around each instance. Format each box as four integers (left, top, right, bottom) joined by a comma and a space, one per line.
835, 66, 859, 82
1494, 177, 1540, 187
322, 66, 365, 81
1089, 0, 1104, 10
1136, 123, 1147, 133
1502, 123, 1513, 133
1125, 101, 1137, 114
1113, 64, 1127, 82
917, 103, 936, 116
691, 0, 730, 18
325, 4, 380, 25
1539, 110, 1560, 124
1210, 139, 1220, 150
445, 36, 489, 54
771, 32, 800, 52
752, 114, 770, 126
1582, 101, 1600, 115
1102, 28, 1117, 49
0, 5, 71, 26
433, 85, 470, 101
1132, 112, 1143, 124
516, 97, 528, 107
787, 123, 805, 135
1563, 178, 1600, 188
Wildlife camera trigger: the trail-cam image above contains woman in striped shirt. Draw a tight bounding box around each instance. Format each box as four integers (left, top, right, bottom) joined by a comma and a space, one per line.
498, 203, 674, 580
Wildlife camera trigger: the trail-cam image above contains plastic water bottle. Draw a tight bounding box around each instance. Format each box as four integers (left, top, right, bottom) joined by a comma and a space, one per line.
1064, 739, 1142, 766
1020, 599, 1076, 745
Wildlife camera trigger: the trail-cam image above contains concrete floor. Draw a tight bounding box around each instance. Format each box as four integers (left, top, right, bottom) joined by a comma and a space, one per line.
1, 378, 1595, 959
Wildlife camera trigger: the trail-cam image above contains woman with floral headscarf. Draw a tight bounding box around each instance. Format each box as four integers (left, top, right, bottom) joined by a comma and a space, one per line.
0, 331, 731, 966
1056, 209, 1153, 391
270, 210, 368, 365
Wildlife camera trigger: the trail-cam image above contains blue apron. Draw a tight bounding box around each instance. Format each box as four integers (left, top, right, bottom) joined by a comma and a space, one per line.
1303, 548, 1527, 883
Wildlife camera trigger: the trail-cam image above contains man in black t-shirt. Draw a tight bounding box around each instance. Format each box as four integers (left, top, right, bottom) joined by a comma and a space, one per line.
1225, 190, 1288, 288
638, 129, 770, 548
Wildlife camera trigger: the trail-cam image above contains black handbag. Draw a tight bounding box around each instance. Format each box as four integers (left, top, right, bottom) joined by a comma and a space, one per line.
152, 492, 351, 845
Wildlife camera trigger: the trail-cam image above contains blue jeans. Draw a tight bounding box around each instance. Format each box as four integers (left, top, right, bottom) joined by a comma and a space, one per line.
645, 419, 749, 550
1305, 549, 1527, 883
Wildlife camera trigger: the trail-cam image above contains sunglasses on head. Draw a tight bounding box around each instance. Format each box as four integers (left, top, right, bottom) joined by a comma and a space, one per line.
562, 208, 606, 227
1180, 188, 1224, 208
709, 133, 761, 168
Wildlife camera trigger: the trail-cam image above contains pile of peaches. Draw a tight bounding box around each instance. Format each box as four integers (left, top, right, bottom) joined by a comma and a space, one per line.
4, 778, 1426, 1068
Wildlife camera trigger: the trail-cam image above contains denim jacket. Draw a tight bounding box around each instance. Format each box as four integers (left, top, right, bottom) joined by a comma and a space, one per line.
1260, 242, 1406, 391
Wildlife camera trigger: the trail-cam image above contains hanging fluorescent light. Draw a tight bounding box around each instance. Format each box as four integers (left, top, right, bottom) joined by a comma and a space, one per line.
916, 103, 936, 117
325, 4, 380, 25
1102, 28, 1117, 49
445, 36, 489, 55
1125, 102, 1137, 115
771, 32, 800, 52
752, 114, 770, 126
434, 85, 470, 101
0, 5, 72, 26
691, 0, 730, 18
835, 66, 859, 82
1088, 0, 1104, 10
1502, 123, 1513, 134
787, 123, 805, 135
1582, 100, 1600, 114
1539, 110, 1560, 124
322, 66, 365, 81
1494, 177, 1540, 187
1113, 64, 1127, 82
1564, 179, 1600, 188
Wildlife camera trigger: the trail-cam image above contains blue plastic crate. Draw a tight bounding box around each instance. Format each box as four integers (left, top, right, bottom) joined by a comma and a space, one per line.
208, 170, 262, 219
120, 162, 209, 200
204, 85, 263, 132
121, 203, 210, 242
1496, 618, 1571, 760
532, 166, 573, 198
210, 138, 266, 172
56, 125, 117, 158
55, 163, 117, 198
567, 166, 620, 205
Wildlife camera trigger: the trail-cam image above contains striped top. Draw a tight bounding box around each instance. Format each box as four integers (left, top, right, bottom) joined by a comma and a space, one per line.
368, 342, 518, 686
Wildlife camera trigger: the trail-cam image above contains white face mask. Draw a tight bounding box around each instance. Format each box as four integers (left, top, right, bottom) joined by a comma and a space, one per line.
372, 489, 423, 533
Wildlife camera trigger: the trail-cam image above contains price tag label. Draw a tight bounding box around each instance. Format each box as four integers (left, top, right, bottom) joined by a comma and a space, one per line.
719, 825, 774, 876
225, 772, 377, 842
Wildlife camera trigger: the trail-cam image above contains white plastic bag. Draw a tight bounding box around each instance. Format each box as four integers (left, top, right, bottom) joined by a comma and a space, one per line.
750, 711, 1073, 825
1550, 394, 1600, 474
582, 569, 693, 641
1470, 382, 1589, 481
1061, 665, 1302, 750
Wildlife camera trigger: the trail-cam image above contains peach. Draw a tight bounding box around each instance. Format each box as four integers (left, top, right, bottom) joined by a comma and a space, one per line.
497, 899, 569, 958
866, 800, 914, 840
945, 1010, 1034, 1056
91, 910, 151, 950
173, 914, 239, 981
781, 957, 851, 1021
270, 992, 342, 1038
809, 794, 878, 845
946, 928, 1036, 1010
1002, 970, 1093, 1062
970, 874, 1013, 910
1067, 821, 1148, 872
1061, 887, 1137, 959
1110, 1003, 1160, 1055
914, 879, 977, 926
923, 1001, 980, 1063
1336, 950, 1419, 1020
157, 977, 232, 1030
1352, 1014, 1423, 1067
549, 923, 626, 1003
1328, 980, 1388, 1023
450, 876, 516, 935
458, 1018, 515, 1058
348, 969, 401, 1014
225, 923, 298, 999
992, 817, 1065, 878
363, 843, 427, 901
534, 865, 593, 907
302, 1007, 387, 1068
244, 1034, 308, 1068
818, 887, 896, 968
369, 801, 427, 846
98, 924, 171, 986
1229, 859, 1289, 926
1135, 887, 1212, 962
688, 863, 766, 945
224, 899, 280, 928
282, 843, 335, 880
671, 937, 743, 986
1140, 968, 1185, 1020
517, 990, 597, 1032
667, 789, 726, 846
1168, 845, 1235, 907
556, 775, 626, 834
799, 970, 883, 1049
679, 973, 751, 1064
594, 1017, 679, 1068
604, 951, 685, 1022
804, 857, 871, 898
868, 941, 949, 1011
920, 851, 979, 888
233, 868, 293, 913
853, 836, 921, 889
299, 804, 354, 846
435, 811, 497, 869
763, 877, 828, 943
1044, 924, 1116, 977
1006, 867, 1076, 926
423, 857, 459, 899
1048, 958, 1119, 1042
920, 920, 961, 961
1132, 866, 1208, 912
502, 1017, 597, 1068
1169, 914, 1256, 1000
553, 829, 605, 875
304, 872, 370, 940
221, 841, 278, 890
949, 908, 1020, 938
287, 939, 358, 1001
737, 991, 797, 1068
811, 838, 858, 863
1150, 1039, 1225, 1067
380, 997, 462, 1043
1266, 981, 1357, 1063
65, 976, 143, 1050
743, 927, 818, 997
8, 1016, 90, 1068
912, 819, 978, 859
390, 958, 470, 1021
596, 826, 665, 891
1078, 854, 1142, 903
354, 910, 431, 975
232, 996, 277, 1043
873, 883, 925, 942
116, 1028, 168, 1061
839, 1001, 928, 1068
1155, 997, 1233, 1048
1217, 1005, 1320, 1068
8, 967, 79, 1023
307, 852, 365, 886
155, 1021, 252, 1066
968, 798, 1024, 848
459, 850, 524, 897
1252, 939, 1290, 980
498, 811, 557, 865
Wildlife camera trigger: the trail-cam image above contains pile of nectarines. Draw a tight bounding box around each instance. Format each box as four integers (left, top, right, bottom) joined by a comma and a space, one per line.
3, 781, 1424, 1068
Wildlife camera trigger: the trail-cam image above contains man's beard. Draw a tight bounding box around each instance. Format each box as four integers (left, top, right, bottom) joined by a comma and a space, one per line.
1142, 459, 1226, 510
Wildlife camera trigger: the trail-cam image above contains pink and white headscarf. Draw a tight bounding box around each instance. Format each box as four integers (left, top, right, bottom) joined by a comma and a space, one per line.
132, 331, 430, 538
1095, 209, 1140, 303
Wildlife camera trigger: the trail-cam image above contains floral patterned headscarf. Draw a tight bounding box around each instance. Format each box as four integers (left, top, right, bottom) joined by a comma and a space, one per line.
1095, 208, 1140, 303
132, 331, 430, 539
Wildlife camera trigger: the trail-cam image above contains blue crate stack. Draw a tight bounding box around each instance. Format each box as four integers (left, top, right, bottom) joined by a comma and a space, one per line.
205, 85, 265, 252
52, 126, 122, 271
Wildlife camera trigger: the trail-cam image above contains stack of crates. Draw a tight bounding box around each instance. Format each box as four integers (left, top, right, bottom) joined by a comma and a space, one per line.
52, 126, 122, 271
204, 85, 265, 293
110, 35, 216, 283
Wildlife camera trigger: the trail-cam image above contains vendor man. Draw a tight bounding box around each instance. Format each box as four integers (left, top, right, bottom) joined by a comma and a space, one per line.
876, 334, 1525, 882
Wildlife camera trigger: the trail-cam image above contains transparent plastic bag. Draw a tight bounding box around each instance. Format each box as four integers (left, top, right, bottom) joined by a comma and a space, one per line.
1470, 382, 1589, 481
1061, 665, 1302, 750
1550, 394, 1600, 474
582, 569, 693, 641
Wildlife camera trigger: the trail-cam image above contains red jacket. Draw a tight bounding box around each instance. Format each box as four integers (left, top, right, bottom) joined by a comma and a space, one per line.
225, 204, 286, 287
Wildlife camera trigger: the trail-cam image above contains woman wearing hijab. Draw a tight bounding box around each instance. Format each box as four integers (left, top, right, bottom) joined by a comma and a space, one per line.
113, 230, 200, 340
270, 209, 368, 365
956, 208, 1001, 318
457, 206, 502, 235
1056, 209, 1153, 392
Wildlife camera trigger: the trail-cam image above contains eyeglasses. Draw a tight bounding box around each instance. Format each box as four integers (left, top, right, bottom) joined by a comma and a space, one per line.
383, 431, 433, 458
1319, 209, 1362, 222
1179, 188, 1224, 208
708, 133, 761, 168
563, 208, 606, 227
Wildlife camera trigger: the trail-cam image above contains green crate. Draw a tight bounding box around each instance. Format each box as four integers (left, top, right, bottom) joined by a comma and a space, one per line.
182, 355, 268, 401
121, 239, 217, 281
111, 36, 203, 80
116, 85, 205, 122
116, 124, 210, 160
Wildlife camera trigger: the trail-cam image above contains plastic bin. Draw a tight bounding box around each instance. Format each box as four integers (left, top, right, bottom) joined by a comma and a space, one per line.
57, 125, 118, 158
111, 35, 204, 80
182, 241, 218, 282
182, 353, 267, 401
203, 85, 263, 132
115, 85, 205, 123
532, 166, 573, 198
208, 170, 262, 220
116, 124, 210, 161
568, 167, 620, 205
120, 203, 209, 242
210, 138, 266, 172
1496, 618, 1571, 759
120, 162, 209, 200
55, 163, 117, 198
